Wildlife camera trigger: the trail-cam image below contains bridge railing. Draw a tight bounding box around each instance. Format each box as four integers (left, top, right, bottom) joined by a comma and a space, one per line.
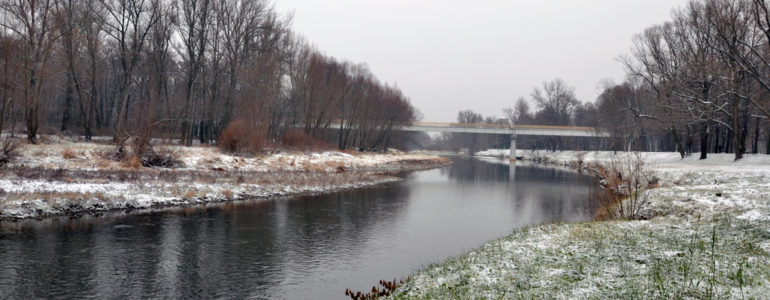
407, 121, 602, 132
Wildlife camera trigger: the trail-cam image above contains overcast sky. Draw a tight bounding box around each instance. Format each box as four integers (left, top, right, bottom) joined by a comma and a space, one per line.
273, 0, 689, 122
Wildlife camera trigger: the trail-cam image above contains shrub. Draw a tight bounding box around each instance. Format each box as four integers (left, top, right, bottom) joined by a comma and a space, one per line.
219, 119, 269, 154
596, 151, 657, 220
0, 138, 19, 167
103, 145, 128, 162
139, 146, 180, 168
61, 148, 78, 159
282, 129, 332, 151
111, 129, 181, 168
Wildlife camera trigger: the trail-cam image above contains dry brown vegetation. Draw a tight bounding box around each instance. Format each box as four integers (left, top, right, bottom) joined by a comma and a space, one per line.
0, 138, 18, 167
61, 148, 78, 159
345, 278, 405, 300
282, 129, 333, 151
219, 120, 269, 154
183, 190, 196, 200
594, 152, 658, 220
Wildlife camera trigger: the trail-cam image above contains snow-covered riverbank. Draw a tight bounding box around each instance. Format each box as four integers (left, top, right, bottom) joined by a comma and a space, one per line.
391, 150, 770, 298
0, 136, 450, 220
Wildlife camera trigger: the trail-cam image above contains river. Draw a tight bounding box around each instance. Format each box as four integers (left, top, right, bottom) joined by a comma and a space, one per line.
0, 157, 597, 299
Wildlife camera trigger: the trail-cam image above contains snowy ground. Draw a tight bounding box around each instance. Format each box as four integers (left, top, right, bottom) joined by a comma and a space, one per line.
0, 135, 449, 220
390, 150, 770, 299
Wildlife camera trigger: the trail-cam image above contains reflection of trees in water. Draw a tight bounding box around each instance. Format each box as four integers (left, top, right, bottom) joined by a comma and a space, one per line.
507, 163, 598, 223
275, 183, 411, 260
0, 221, 101, 297
440, 157, 598, 223
441, 157, 510, 182
442, 157, 593, 184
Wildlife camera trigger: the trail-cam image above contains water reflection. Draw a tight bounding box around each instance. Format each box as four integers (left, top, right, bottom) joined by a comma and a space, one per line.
0, 157, 596, 299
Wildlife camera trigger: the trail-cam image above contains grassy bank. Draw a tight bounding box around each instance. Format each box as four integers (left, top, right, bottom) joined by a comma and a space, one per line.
389, 151, 770, 299
0, 135, 450, 220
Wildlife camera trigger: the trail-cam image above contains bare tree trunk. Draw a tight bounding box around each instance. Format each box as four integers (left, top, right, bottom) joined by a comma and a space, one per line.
113, 76, 132, 143
25, 70, 40, 143
733, 99, 743, 160
672, 127, 685, 158
740, 103, 749, 155
753, 117, 760, 154
0, 96, 8, 133
700, 122, 709, 160
686, 125, 694, 156
765, 127, 770, 155
61, 75, 74, 132
9, 95, 15, 137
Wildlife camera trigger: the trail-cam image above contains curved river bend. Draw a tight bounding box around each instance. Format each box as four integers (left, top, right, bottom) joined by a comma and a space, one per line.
0, 157, 597, 299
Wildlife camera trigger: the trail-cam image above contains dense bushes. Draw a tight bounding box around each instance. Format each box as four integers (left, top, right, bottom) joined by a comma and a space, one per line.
282, 129, 332, 151
219, 120, 269, 154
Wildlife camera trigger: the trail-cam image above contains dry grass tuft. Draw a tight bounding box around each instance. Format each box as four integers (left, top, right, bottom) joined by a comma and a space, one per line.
61, 148, 78, 159
126, 156, 143, 169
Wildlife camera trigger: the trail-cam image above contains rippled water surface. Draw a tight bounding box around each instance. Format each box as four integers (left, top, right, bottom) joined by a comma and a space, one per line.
0, 157, 597, 299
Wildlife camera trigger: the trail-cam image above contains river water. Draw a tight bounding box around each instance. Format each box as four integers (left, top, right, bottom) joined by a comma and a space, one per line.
0, 157, 597, 299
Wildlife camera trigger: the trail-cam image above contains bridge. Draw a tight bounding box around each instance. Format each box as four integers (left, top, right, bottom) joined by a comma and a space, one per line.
332, 121, 609, 160
400, 122, 605, 137
398, 122, 608, 160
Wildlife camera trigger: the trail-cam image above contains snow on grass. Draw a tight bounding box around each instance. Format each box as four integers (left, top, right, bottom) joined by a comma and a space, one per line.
389, 150, 770, 299
7, 135, 445, 173
394, 217, 770, 299
0, 135, 449, 219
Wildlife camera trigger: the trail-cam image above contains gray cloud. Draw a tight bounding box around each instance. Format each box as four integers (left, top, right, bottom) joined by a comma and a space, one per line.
275, 0, 688, 121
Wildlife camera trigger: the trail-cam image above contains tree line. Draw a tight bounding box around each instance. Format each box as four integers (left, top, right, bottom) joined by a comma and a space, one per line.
600, 0, 770, 159
0, 0, 417, 152
438, 78, 602, 153
444, 0, 770, 159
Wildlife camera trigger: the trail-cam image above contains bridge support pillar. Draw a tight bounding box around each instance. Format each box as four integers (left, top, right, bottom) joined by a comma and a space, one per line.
509, 134, 517, 161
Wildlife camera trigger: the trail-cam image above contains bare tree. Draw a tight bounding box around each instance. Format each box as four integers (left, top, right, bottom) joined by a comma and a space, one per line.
530, 79, 579, 126
705, 0, 756, 159
174, 0, 210, 145
99, 0, 163, 143
1, 0, 60, 143
0, 0, 418, 153
57, 0, 103, 140
0, 34, 21, 134
215, 0, 266, 131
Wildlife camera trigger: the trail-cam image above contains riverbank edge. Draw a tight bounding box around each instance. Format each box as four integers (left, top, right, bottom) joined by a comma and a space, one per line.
387, 150, 770, 299
0, 136, 451, 221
